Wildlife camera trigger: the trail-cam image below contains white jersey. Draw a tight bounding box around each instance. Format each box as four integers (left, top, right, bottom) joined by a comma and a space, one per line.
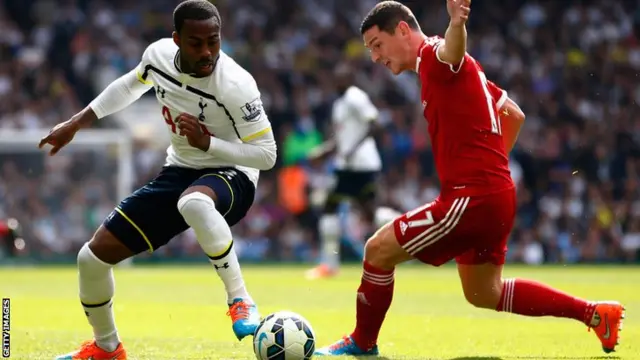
134, 39, 272, 186
332, 86, 382, 172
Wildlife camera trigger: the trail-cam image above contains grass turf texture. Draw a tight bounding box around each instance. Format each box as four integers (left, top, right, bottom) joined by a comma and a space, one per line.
2, 264, 638, 360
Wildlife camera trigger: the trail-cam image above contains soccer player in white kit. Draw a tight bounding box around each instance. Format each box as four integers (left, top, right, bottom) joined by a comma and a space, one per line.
306, 64, 401, 279
38, 1, 273, 359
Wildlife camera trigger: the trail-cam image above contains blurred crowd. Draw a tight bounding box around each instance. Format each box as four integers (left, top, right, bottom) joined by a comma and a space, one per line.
1, 0, 640, 264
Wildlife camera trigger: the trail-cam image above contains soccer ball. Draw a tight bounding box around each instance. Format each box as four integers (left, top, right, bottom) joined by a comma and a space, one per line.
253, 311, 315, 360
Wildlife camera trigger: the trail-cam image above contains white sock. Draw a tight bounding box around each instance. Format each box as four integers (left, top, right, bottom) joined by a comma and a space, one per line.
374, 206, 402, 229
178, 192, 252, 304
319, 214, 340, 269
77, 242, 120, 352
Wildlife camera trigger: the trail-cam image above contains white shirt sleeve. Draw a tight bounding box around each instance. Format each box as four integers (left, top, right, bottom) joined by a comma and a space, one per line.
347, 87, 379, 123
88, 46, 154, 119
206, 77, 277, 170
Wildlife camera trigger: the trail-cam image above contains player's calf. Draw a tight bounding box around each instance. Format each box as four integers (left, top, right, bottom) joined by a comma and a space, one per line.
458, 263, 503, 309
316, 224, 412, 356
75, 227, 132, 355
459, 264, 626, 353
177, 188, 259, 339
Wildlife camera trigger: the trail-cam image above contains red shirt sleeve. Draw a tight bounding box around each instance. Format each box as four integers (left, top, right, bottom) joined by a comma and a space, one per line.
486, 79, 508, 109
418, 36, 466, 82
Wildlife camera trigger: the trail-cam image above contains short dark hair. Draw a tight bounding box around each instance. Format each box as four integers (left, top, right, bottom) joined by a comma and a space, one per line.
360, 1, 420, 35
173, 0, 221, 34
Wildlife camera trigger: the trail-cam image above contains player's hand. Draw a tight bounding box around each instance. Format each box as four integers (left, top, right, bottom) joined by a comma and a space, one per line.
38, 119, 80, 156
446, 0, 471, 27
307, 140, 336, 162
176, 113, 211, 151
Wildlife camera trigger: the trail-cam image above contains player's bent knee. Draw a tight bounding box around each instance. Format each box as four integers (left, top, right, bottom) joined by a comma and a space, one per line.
177, 191, 215, 220
180, 185, 217, 202
87, 225, 134, 265
77, 242, 112, 274
458, 264, 504, 309
463, 290, 501, 309
364, 223, 410, 270
461, 281, 503, 309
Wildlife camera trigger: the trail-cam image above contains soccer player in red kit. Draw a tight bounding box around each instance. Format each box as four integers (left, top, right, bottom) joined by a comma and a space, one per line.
315, 0, 625, 357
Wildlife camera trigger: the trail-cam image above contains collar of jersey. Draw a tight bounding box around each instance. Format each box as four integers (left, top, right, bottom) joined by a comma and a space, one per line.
173, 50, 220, 78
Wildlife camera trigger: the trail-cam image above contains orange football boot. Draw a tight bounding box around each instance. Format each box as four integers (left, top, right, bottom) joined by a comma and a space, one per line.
588, 301, 625, 353
55, 340, 127, 360
305, 264, 338, 280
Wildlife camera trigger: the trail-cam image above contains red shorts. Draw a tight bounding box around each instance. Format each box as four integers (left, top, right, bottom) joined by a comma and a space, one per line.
393, 187, 516, 266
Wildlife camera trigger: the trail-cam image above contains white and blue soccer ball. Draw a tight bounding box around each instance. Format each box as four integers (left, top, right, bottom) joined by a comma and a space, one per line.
253, 311, 316, 360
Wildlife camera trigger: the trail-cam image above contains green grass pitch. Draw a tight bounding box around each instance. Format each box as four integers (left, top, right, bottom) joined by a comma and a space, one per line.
2, 264, 639, 359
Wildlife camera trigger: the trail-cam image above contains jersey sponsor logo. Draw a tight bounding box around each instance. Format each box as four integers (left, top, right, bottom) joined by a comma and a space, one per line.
240, 98, 263, 122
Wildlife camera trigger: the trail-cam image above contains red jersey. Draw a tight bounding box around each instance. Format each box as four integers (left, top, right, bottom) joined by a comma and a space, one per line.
417, 36, 513, 197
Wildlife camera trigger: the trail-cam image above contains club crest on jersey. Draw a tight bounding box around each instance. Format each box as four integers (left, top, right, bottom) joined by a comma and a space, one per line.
198, 98, 208, 121
240, 98, 263, 122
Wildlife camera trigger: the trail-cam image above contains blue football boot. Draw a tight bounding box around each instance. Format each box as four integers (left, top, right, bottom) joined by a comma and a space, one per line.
315, 336, 379, 356
227, 298, 260, 340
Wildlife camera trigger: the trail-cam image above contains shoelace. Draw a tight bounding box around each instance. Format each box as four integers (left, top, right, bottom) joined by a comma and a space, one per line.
227, 302, 250, 321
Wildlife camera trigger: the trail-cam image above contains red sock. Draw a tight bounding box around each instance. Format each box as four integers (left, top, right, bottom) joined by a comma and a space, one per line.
350, 261, 394, 351
497, 278, 596, 325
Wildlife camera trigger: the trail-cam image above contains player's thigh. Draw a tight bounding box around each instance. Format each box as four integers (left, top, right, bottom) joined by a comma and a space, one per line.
455, 188, 517, 266
393, 197, 478, 266
87, 225, 135, 265
189, 167, 256, 226
365, 221, 413, 269
103, 167, 195, 254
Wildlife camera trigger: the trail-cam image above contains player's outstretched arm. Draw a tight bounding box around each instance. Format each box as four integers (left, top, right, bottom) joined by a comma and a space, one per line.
499, 97, 525, 153
85, 68, 153, 125
38, 68, 153, 155
437, 0, 471, 66
38, 48, 154, 155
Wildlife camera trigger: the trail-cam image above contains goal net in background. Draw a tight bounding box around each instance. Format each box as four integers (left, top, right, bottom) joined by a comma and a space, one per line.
0, 129, 134, 262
